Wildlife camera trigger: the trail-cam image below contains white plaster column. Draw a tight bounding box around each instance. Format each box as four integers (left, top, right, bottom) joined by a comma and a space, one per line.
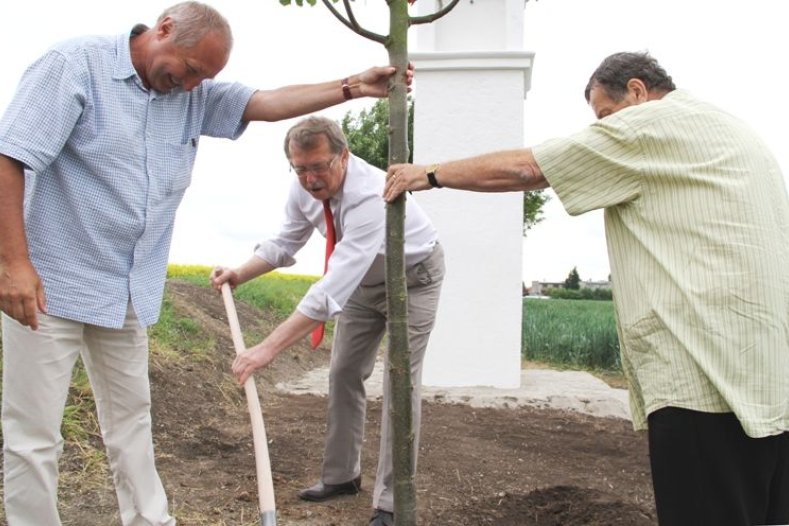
412, 0, 533, 388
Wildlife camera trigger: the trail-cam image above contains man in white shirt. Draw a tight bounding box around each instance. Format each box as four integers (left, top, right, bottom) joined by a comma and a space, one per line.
211, 115, 444, 526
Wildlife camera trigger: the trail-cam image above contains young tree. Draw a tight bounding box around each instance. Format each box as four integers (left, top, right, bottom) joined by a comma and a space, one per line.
280, 2, 460, 523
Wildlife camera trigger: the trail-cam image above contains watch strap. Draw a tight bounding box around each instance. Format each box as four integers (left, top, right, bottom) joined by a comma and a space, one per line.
426, 164, 442, 188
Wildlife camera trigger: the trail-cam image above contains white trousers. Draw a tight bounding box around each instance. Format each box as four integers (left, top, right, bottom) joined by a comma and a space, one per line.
2, 305, 175, 526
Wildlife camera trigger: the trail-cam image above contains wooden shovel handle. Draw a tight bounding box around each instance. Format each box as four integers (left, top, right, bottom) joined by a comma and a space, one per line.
220, 283, 277, 523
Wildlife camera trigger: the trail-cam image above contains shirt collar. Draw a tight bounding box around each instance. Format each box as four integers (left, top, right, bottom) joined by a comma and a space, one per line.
112, 25, 146, 82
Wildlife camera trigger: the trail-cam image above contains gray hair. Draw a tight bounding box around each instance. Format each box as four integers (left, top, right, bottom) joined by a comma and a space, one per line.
284, 116, 348, 159
585, 51, 676, 102
158, 1, 233, 53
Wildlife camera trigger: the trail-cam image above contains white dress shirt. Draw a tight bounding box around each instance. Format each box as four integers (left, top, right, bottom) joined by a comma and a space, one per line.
255, 154, 438, 322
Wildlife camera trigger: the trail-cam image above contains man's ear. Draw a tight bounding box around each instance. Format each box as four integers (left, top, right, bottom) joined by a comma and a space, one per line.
156, 16, 175, 41
626, 78, 649, 102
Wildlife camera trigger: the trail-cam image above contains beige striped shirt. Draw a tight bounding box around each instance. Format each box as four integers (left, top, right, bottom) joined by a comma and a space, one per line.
532, 90, 789, 437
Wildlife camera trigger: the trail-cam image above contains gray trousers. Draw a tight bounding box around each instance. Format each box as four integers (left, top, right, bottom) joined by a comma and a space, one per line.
321, 243, 445, 512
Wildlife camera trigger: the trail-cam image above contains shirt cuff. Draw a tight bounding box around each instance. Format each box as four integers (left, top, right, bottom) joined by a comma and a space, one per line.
254, 241, 296, 268
0, 140, 44, 174
297, 283, 343, 321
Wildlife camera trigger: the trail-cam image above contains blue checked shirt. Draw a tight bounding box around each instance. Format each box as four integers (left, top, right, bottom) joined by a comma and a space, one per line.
0, 30, 255, 328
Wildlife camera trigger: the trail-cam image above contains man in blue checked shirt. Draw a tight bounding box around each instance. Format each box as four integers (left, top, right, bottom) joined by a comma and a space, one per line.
0, 2, 409, 524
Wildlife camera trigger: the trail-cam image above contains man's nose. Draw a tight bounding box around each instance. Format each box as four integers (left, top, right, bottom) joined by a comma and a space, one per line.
305, 173, 320, 185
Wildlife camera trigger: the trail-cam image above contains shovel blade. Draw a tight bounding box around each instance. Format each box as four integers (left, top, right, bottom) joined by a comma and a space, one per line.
260, 510, 276, 526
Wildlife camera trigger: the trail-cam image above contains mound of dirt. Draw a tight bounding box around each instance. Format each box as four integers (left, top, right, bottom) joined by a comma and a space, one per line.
14, 280, 657, 525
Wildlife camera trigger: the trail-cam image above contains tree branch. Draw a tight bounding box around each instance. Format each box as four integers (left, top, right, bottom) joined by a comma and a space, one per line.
320, 0, 387, 43
409, 0, 462, 25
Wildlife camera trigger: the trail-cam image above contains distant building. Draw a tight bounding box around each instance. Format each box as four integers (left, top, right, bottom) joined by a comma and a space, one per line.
528, 280, 565, 296
579, 279, 610, 290
527, 278, 611, 296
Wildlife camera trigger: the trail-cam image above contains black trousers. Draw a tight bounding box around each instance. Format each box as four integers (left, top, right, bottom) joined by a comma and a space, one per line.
648, 407, 789, 526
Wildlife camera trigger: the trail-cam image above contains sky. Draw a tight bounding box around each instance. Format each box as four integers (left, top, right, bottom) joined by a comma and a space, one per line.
1, 0, 787, 284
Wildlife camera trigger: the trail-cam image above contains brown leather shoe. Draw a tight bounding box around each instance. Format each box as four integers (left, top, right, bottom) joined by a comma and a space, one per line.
297, 476, 362, 502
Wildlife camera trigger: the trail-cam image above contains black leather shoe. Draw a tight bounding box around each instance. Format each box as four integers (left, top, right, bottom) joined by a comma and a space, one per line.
369, 509, 394, 526
298, 476, 362, 502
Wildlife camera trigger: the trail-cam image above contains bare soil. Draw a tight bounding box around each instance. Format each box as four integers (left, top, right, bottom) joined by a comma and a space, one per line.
8, 280, 657, 525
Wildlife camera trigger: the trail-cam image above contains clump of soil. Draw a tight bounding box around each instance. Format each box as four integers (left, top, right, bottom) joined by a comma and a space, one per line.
2, 280, 656, 525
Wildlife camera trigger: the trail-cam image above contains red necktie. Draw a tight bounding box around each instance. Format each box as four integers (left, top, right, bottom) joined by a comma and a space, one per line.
311, 199, 336, 349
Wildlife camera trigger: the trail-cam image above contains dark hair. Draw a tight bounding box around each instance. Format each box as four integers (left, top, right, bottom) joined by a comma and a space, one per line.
284, 116, 348, 159
584, 51, 676, 102
158, 1, 233, 53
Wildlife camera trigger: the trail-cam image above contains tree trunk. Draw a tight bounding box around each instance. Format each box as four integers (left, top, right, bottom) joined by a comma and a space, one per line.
385, 1, 416, 524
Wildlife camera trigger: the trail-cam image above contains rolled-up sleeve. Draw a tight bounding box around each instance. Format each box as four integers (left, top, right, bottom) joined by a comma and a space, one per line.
297, 282, 345, 321
254, 241, 297, 268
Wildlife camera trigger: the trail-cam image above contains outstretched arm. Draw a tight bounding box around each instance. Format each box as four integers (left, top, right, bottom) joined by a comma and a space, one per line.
243, 65, 413, 122
383, 148, 549, 202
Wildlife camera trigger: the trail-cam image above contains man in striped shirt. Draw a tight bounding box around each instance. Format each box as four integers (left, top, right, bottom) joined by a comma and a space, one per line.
0, 2, 407, 525
385, 51, 789, 526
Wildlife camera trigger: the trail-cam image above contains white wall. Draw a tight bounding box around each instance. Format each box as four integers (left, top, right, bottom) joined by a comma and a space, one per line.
413, 0, 532, 387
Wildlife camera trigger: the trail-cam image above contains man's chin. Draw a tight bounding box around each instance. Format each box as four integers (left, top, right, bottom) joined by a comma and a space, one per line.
163, 88, 184, 95
153, 82, 182, 95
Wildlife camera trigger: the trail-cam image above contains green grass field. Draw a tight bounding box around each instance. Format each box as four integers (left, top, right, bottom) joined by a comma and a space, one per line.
522, 296, 620, 371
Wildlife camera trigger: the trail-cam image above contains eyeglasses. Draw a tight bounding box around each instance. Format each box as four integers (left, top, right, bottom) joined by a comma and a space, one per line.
291, 155, 339, 177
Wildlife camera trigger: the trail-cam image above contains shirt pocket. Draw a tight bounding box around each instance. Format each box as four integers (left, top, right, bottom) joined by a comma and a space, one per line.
149, 141, 198, 195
